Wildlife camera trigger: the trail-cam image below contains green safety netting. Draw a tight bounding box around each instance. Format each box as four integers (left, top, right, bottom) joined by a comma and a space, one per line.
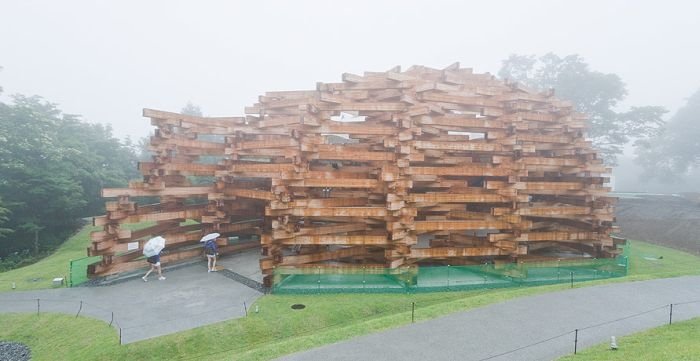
272, 249, 629, 294
69, 256, 102, 287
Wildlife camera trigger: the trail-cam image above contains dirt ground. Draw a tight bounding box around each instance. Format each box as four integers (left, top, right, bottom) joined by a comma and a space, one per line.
614, 193, 700, 254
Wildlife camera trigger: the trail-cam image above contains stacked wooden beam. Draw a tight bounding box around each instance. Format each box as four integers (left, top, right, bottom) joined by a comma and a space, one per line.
91, 64, 619, 285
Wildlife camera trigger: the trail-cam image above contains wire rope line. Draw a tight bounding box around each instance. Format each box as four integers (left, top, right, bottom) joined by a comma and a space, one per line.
476, 330, 575, 361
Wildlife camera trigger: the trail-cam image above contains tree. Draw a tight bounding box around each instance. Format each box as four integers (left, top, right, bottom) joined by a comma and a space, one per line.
0, 93, 139, 256
636, 88, 700, 180
498, 53, 666, 164
0, 197, 12, 237
136, 134, 153, 161
181, 101, 203, 117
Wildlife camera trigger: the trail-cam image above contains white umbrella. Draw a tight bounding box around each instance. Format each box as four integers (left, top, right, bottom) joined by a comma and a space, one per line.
199, 232, 220, 243
143, 236, 166, 257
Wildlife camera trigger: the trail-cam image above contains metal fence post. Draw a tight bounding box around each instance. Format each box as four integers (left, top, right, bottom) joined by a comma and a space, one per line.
317, 266, 321, 294
412, 302, 415, 323
362, 266, 366, 292
570, 271, 574, 288
110, 311, 114, 327
76, 300, 83, 318
446, 265, 450, 290
37, 299, 40, 316
557, 259, 561, 281
243, 301, 248, 316
574, 329, 579, 354
669, 303, 673, 325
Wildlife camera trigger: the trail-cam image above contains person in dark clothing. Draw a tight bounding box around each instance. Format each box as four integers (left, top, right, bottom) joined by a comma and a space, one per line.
204, 239, 218, 272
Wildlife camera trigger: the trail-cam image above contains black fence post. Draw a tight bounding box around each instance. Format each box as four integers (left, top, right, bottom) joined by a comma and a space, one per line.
574, 329, 579, 354
669, 303, 673, 325
110, 311, 114, 327
119, 327, 122, 344
76, 300, 83, 318
37, 299, 40, 316
243, 301, 248, 316
570, 271, 574, 288
411, 302, 415, 323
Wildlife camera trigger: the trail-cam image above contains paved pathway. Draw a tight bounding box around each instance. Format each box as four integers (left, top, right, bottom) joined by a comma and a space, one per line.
0, 263, 263, 344
279, 276, 700, 361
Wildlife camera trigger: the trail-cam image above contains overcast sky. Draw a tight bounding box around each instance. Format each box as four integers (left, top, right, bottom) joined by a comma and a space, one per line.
1, 0, 698, 141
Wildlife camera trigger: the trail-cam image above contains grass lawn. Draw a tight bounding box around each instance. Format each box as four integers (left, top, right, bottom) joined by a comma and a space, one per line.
625, 240, 700, 279
1, 234, 699, 360
0, 222, 156, 292
0, 225, 100, 292
558, 317, 700, 361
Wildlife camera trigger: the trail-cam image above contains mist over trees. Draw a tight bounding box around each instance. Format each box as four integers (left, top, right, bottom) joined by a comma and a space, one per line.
635, 88, 700, 182
180, 101, 203, 117
0, 89, 140, 260
498, 53, 667, 165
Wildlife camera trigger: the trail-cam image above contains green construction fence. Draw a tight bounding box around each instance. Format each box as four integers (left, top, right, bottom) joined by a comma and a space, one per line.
272, 251, 629, 294
68, 256, 102, 287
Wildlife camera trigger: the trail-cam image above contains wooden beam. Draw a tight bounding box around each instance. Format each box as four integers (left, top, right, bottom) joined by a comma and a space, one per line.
410, 247, 506, 257
281, 235, 388, 245
102, 187, 213, 198
409, 193, 507, 203
415, 220, 512, 231
268, 207, 388, 217
280, 247, 370, 265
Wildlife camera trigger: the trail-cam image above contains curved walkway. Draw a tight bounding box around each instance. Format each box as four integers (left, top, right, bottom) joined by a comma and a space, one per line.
0, 264, 263, 344
279, 276, 700, 361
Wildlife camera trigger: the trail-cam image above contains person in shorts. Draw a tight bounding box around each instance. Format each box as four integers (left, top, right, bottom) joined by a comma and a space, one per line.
204, 238, 218, 273
142, 252, 166, 281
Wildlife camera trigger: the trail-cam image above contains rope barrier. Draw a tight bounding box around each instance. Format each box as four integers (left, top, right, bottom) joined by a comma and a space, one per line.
477, 330, 575, 361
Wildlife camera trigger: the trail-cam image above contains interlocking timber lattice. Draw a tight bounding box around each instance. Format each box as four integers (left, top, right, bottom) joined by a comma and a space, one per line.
90, 63, 623, 288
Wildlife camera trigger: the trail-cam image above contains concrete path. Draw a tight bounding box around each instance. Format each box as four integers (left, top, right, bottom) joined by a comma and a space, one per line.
217, 248, 263, 283
0, 263, 263, 344
280, 276, 700, 361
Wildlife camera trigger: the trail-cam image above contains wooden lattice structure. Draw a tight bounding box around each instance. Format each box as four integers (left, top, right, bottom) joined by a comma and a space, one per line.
90, 64, 620, 286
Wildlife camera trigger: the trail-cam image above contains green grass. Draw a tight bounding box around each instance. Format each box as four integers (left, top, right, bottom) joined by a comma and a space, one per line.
625, 240, 700, 280
0, 221, 162, 292
558, 317, 700, 361
1, 237, 699, 360
0, 313, 119, 360
0, 225, 100, 292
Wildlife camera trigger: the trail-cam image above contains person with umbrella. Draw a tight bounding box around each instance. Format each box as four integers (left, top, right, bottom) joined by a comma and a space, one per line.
142, 236, 166, 281
200, 233, 220, 273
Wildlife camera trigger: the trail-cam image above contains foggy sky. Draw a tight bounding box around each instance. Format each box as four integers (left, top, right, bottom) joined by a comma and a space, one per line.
1, 0, 698, 141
